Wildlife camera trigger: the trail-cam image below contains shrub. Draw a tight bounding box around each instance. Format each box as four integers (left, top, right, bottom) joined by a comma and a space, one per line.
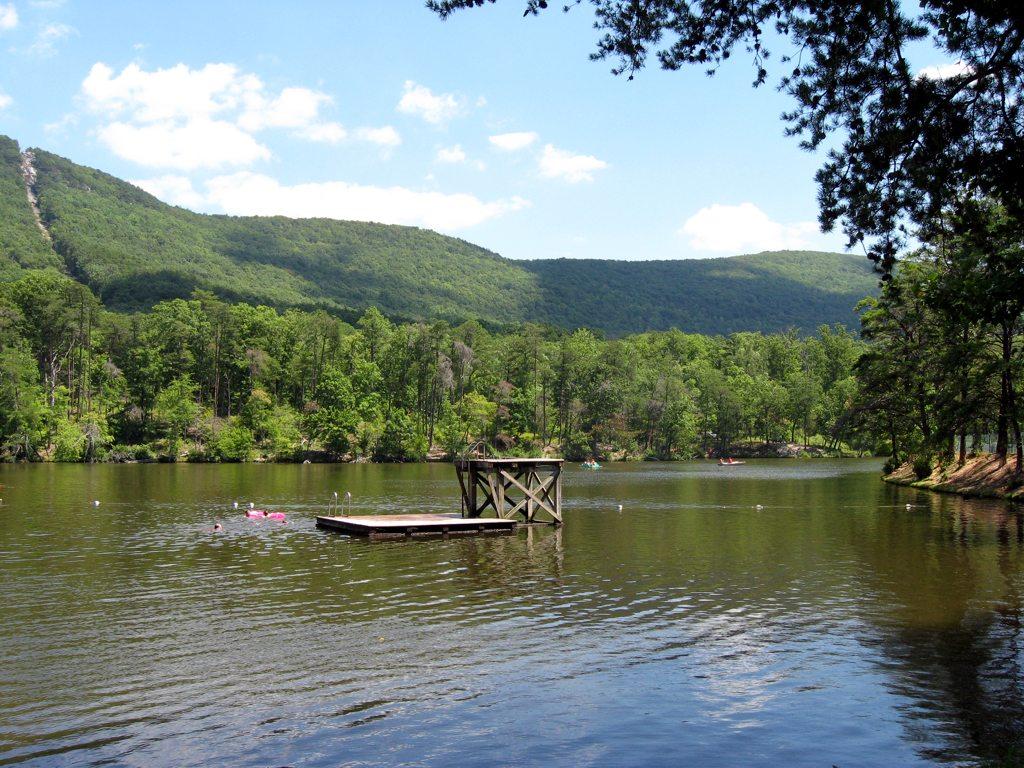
374, 413, 423, 461
913, 455, 932, 480
107, 443, 156, 462
212, 424, 254, 462
561, 431, 592, 461
52, 419, 86, 462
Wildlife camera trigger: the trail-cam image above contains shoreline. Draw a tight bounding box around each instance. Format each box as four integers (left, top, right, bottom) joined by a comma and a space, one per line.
883, 454, 1024, 502
2, 453, 873, 467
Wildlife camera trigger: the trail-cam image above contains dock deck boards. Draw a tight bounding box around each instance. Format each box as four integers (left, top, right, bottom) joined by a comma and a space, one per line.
316, 513, 517, 537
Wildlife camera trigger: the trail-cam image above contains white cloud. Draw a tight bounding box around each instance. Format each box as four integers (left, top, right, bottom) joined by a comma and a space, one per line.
132, 174, 206, 208
82, 62, 261, 123
204, 172, 529, 232
0, 4, 17, 31
917, 60, 971, 80
43, 112, 77, 133
238, 86, 330, 131
0, 91, 11, 110
28, 22, 74, 55
538, 143, 608, 183
436, 144, 466, 164
489, 131, 537, 151
79, 61, 361, 168
679, 202, 821, 252
353, 125, 401, 147
296, 122, 347, 143
97, 119, 270, 170
397, 80, 462, 125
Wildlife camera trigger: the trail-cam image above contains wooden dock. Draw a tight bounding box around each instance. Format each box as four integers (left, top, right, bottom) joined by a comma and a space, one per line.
316, 513, 517, 538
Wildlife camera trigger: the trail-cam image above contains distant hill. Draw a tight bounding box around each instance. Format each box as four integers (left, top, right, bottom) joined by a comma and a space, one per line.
520, 252, 876, 336
0, 135, 878, 335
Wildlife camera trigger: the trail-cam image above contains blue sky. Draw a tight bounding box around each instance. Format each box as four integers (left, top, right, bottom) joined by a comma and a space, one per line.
0, 1, 954, 261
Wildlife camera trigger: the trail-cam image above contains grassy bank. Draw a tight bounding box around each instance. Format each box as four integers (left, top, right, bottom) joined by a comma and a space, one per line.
884, 454, 1024, 501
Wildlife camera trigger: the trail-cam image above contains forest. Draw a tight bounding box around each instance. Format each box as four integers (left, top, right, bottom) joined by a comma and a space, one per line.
855, 200, 1024, 479
0, 268, 867, 463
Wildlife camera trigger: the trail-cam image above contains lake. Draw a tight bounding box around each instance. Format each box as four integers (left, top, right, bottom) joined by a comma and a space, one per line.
1, 460, 1022, 767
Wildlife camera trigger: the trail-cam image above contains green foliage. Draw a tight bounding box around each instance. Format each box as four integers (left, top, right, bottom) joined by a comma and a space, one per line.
374, 412, 424, 462
265, 406, 303, 460
306, 366, 358, 455
852, 201, 1024, 470
521, 252, 878, 335
212, 423, 254, 462
52, 418, 87, 462
0, 137, 62, 280
153, 375, 199, 455
0, 213, 874, 464
913, 455, 933, 481
0, 137, 877, 337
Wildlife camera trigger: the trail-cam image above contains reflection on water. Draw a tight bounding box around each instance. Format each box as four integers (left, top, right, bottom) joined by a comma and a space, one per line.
0, 460, 1022, 767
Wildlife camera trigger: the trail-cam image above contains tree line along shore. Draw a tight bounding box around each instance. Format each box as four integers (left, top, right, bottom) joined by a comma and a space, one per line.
1, 269, 870, 464
4, 198, 1022, 486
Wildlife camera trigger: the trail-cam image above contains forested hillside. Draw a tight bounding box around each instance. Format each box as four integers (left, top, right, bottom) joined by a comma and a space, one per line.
0, 135, 879, 335
0, 136, 63, 279
521, 252, 876, 335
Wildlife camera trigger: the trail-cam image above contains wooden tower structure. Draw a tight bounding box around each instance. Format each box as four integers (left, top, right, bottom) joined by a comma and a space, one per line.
455, 458, 563, 525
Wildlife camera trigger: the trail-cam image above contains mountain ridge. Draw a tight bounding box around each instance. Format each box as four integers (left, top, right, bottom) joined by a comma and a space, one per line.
0, 134, 878, 335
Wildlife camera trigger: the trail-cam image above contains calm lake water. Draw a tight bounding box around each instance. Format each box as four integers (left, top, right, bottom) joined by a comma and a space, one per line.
1, 460, 1022, 767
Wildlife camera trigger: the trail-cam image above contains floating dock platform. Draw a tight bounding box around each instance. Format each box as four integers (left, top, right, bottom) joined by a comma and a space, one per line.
316, 513, 517, 538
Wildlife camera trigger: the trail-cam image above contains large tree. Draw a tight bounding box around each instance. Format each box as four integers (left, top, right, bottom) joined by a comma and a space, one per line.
428, 0, 1024, 275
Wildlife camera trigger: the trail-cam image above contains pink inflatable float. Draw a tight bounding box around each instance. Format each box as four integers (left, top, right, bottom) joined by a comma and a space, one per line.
244, 509, 286, 521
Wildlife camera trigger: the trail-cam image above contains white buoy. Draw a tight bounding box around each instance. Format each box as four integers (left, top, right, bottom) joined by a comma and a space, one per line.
93, 500, 100, 507
906, 503, 912, 510
233, 501, 239, 509
248, 502, 255, 509
755, 504, 764, 510
617, 504, 623, 512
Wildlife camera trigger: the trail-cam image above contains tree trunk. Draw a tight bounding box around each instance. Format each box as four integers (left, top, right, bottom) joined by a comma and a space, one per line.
916, 384, 931, 443
1009, 368, 1023, 477
889, 416, 899, 465
996, 323, 1012, 462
